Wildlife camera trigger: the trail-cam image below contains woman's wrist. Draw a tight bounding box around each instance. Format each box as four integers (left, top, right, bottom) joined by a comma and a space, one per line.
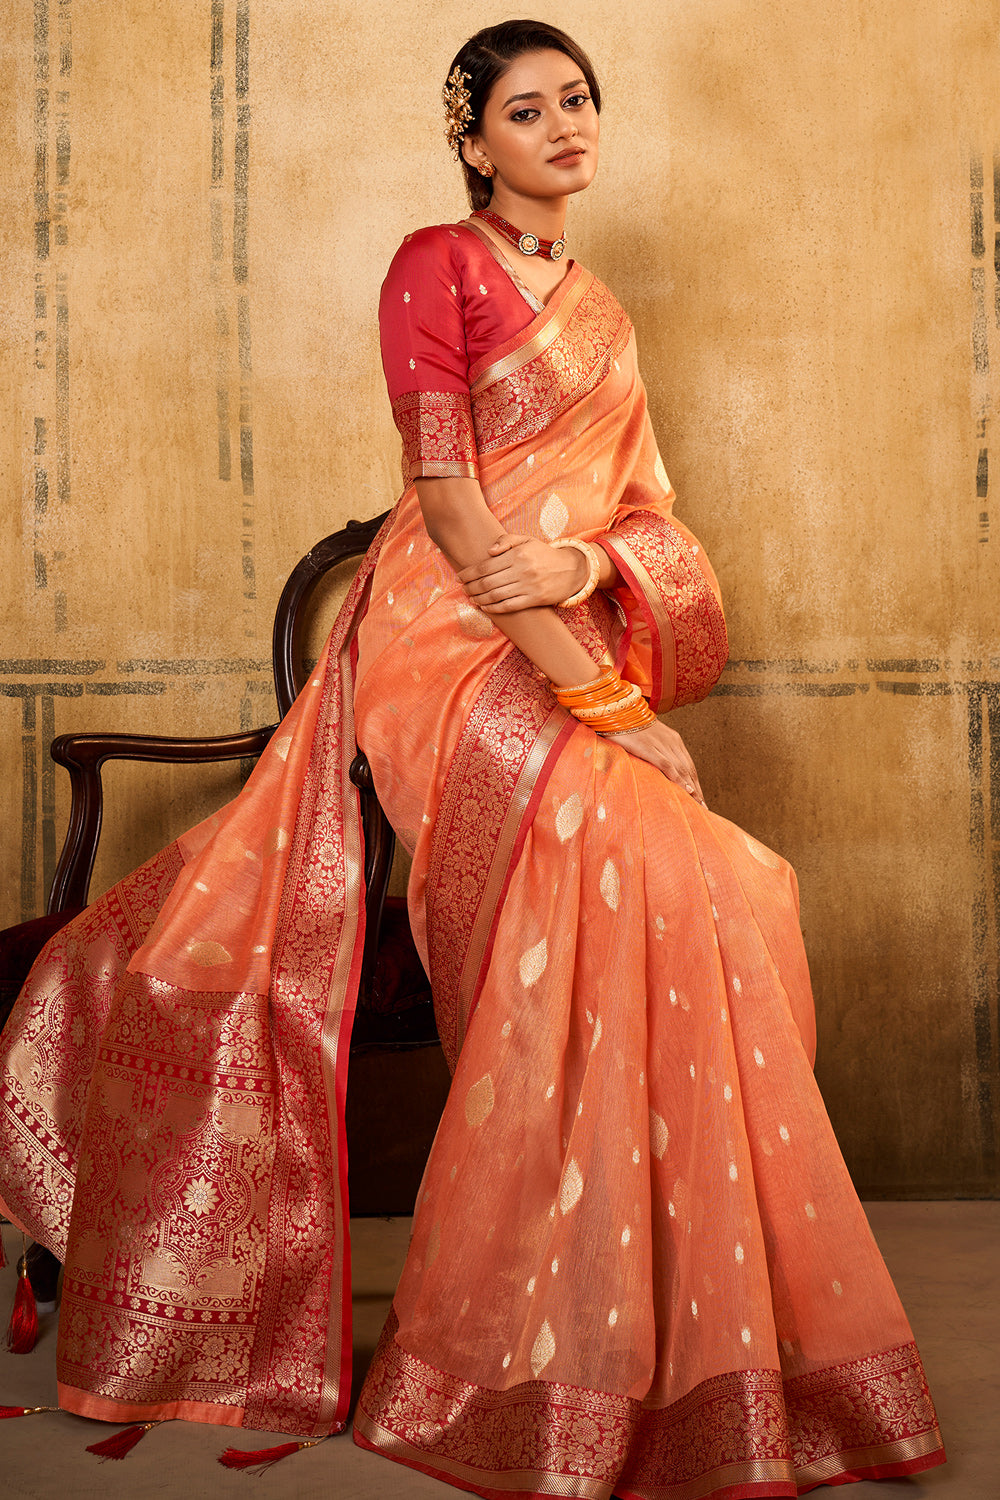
551, 538, 601, 608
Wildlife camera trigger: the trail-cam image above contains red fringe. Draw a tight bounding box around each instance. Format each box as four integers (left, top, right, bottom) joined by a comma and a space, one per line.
217, 1440, 318, 1473
0, 1405, 57, 1418
86, 1422, 157, 1460
7, 1248, 38, 1354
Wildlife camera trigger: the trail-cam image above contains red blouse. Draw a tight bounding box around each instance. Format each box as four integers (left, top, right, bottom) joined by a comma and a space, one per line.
379, 224, 543, 482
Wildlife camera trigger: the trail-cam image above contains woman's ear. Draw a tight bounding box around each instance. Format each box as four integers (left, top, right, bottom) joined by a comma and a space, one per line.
461, 135, 491, 176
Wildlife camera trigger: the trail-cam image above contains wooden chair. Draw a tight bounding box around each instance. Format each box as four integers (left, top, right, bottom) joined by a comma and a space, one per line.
0, 513, 448, 1248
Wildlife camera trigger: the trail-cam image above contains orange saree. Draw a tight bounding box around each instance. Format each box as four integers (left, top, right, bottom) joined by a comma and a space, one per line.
0, 225, 944, 1497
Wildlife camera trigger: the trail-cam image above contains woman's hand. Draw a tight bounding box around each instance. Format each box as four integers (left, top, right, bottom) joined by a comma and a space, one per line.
603, 720, 706, 807
456, 533, 585, 613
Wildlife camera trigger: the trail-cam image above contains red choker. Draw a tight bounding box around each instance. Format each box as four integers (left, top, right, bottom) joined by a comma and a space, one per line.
473, 208, 567, 261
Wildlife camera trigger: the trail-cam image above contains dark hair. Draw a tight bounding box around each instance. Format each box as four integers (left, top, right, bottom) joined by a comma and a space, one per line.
445, 20, 601, 210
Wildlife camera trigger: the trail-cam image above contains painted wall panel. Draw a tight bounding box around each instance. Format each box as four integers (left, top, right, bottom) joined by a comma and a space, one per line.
1, 1, 997, 1194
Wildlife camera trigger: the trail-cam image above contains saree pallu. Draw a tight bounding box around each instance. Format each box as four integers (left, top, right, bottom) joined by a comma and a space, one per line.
0, 263, 943, 1495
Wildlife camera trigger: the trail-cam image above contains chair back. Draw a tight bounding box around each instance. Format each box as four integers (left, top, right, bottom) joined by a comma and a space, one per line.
272, 512, 388, 717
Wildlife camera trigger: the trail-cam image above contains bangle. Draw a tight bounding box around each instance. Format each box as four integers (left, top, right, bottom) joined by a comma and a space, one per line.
552, 538, 601, 608
595, 699, 657, 735
553, 664, 618, 705
572, 683, 643, 721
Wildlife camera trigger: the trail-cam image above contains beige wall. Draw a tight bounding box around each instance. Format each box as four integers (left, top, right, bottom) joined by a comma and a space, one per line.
2, 1, 997, 1196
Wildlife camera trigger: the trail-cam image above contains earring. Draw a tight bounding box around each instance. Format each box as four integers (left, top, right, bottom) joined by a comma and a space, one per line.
478, 160, 495, 178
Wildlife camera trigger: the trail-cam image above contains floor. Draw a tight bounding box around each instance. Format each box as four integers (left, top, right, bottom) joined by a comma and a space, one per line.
1, 1202, 997, 1499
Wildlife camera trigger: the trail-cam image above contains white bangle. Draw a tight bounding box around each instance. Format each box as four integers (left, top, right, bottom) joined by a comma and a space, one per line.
552, 538, 601, 608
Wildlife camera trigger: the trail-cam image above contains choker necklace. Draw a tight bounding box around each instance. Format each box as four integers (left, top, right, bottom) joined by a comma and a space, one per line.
473, 208, 567, 261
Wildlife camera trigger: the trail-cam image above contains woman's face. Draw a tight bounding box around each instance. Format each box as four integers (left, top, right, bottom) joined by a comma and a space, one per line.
464, 48, 599, 204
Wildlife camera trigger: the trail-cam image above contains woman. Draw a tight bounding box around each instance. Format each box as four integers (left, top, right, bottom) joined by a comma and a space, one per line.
0, 19, 944, 1500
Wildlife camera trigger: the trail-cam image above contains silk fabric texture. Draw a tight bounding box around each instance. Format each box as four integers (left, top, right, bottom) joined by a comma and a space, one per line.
0, 227, 943, 1498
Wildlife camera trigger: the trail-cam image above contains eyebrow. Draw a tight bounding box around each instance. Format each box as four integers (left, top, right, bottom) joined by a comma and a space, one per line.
502, 78, 587, 108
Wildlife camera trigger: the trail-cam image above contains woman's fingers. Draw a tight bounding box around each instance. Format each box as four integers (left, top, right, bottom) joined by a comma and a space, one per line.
604, 724, 707, 807
457, 535, 587, 611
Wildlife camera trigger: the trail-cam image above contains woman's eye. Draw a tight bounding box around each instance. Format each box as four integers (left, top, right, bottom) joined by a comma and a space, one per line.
510, 108, 539, 123
564, 93, 590, 109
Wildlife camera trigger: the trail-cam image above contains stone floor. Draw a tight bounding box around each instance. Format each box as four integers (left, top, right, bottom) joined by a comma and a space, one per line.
1, 1202, 997, 1499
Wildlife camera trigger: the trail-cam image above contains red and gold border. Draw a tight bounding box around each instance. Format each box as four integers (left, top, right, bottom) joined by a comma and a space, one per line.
356, 1316, 944, 1500
391, 389, 479, 482
470, 273, 632, 457
424, 593, 620, 1067
599, 512, 729, 712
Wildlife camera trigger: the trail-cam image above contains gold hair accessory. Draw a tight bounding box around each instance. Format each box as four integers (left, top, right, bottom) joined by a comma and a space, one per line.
443, 66, 474, 159
551, 537, 601, 608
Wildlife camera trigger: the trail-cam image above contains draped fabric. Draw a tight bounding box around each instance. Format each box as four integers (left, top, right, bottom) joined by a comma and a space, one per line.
0, 224, 944, 1495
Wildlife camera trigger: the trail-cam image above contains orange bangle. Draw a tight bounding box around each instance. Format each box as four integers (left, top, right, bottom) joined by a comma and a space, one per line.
554, 665, 618, 704
572, 683, 643, 721
595, 700, 656, 735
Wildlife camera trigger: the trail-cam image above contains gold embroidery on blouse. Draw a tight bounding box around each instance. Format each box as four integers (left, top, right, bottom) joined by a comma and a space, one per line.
391, 390, 478, 481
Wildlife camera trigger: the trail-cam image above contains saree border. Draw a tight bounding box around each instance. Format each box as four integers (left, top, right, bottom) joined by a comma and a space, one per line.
599, 514, 729, 712
470, 281, 632, 459
464, 261, 590, 396
241, 517, 392, 1435
356, 1318, 944, 1500
424, 595, 619, 1067
467, 262, 591, 392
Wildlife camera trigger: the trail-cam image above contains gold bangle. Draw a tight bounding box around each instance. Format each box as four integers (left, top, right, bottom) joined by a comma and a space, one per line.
552, 538, 601, 608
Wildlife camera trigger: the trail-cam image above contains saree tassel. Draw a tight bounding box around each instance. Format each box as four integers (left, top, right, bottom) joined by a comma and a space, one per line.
217, 1437, 327, 1473
86, 1420, 161, 1460
0, 1405, 58, 1418
6, 1237, 38, 1354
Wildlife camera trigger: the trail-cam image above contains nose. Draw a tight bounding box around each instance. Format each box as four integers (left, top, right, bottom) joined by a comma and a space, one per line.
549, 111, 578, 142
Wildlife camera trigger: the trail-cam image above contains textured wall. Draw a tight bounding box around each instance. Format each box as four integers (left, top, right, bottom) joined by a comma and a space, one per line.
1, 1, 997, 1196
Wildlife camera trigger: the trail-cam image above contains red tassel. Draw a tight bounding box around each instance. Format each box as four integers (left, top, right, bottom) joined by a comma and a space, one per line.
217, 1439, 322, 1473
7, 1238, 38, 1354
0, 1405, 58, 1418
86, 1421, 159, 1460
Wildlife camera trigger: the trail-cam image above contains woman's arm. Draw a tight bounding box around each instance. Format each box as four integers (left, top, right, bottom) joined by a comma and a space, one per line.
416, 475, 601, 688
416, 476, 706, 803
457, 531, 622, 612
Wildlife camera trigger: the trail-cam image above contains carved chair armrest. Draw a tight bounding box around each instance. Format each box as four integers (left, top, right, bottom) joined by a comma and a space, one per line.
48, 727, 277, 915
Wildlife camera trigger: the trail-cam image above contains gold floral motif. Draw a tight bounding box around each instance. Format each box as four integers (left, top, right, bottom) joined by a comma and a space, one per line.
464, 1073, 495, 1128
599, 858, 620, 912
357, 1315, 943, 1498
471, 275, 632, 456
559, 1157, 584, 1214
391, 390, 478, 482
601, 511, 729, 712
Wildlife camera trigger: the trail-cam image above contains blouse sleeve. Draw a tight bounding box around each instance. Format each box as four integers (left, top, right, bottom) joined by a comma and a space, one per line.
379, 228, 479, 482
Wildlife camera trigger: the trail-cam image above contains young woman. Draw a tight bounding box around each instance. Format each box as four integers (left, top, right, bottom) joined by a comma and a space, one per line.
0, 19, 944, 1500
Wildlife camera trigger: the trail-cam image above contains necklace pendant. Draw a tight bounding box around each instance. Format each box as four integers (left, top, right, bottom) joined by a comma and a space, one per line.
550, 239, 566, 261
517, 231, 540, 256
